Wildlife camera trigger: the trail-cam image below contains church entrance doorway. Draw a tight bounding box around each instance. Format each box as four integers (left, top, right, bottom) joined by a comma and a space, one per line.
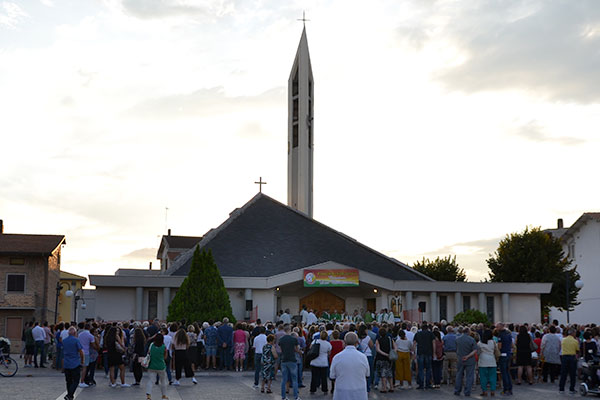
300, 290, 345, 317
366, 298, 376, 312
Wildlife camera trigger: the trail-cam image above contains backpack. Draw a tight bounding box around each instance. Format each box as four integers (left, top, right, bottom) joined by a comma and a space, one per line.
306, 339, 320, 362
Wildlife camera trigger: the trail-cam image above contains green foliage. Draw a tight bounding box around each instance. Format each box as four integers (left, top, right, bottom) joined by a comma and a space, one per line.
412, 255, 467, 281
167, 247, 235, 324
453, 309, 489, 325
487, 226, 581, 313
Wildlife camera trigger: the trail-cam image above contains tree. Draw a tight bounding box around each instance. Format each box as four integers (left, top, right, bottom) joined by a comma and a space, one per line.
412, 255, 467, 281
487, 226, 581, 314
453, 309, 489, 325
167, 247, 235, 323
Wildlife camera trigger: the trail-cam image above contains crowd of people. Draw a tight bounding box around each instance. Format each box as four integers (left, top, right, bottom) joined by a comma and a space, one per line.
17, 307, 600, 400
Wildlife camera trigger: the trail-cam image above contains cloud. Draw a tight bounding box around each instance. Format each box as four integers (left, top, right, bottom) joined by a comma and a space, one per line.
422, 237, 502, 258
0, 2, 28, 28
122, 247, 157, 259
119, 0, 235, 20
426, 1, 600, 103
514, 120, 586, 145
125, 86, 284, 119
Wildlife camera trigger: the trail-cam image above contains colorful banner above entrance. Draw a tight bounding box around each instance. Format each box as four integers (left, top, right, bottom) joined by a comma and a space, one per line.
303, 269, 359, 287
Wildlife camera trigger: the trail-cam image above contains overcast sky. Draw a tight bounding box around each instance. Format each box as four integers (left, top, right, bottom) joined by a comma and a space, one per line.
1, 0, 598, 283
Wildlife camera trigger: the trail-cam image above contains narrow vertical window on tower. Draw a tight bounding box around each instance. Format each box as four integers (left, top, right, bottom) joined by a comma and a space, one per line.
293, 124, 298, 148
309, 79, 313, 99
292, 69, 299, 96
308, 99, 313, 148
293, 99, 299, 122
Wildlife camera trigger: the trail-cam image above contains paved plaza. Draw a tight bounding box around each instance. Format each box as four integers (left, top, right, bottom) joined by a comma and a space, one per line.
0, 357, 586, 400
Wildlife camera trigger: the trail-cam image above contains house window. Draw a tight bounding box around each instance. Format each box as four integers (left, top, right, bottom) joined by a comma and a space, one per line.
148, 290, 158, 320
439, 295, 447, 321
568, 243, 575, 260
6, 274, 25, 293
486, 296, 495, 322
9, 258, 25, 265
463, 295, 471, 312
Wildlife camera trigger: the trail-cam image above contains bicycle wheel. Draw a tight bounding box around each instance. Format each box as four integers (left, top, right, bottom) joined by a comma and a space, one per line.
0, 356, 18, 377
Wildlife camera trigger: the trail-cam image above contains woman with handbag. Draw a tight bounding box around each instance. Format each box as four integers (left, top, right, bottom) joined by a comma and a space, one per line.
132, 328, 147, 386
515, 325, 534, 385
106, 326, 130, 388
145, 333, 168, 400
478, 329, 497, 396
375, 327, 397, 393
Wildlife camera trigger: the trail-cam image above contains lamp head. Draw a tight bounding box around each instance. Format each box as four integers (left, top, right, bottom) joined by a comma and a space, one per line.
65, 290, 74, 297
575, 280, 584, 289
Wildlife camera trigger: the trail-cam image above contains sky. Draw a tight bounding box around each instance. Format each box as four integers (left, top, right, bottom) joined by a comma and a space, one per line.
1, 0, 599, 284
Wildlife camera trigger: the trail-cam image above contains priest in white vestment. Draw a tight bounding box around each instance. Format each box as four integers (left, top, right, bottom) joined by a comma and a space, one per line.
329, 332, 369, 400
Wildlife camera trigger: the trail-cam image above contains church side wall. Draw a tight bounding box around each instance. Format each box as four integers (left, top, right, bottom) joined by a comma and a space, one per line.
509, 294, 541, 323
253, 289, 276, 322
280, 296, 299, 315
95, 288, 135, 321
345, 297, 364, 315
226, 289, 246, 322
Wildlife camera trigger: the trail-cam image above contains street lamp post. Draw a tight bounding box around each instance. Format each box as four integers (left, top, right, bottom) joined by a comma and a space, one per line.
565, 271, 584, 324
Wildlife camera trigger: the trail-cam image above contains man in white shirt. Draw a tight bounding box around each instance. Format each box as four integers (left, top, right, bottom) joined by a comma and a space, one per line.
32, 322, 47, 368
307, 309, 318, 326
252, 327, 268, 388
300, 305, 309, 324
280, 309, 292, 325
330, 332, 369, 400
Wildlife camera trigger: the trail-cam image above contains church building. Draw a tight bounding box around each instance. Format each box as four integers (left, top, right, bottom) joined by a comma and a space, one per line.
88, 27, 551, 324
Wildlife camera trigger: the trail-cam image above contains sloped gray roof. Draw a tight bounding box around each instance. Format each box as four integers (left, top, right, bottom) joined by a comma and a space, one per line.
169, 193, 431, 281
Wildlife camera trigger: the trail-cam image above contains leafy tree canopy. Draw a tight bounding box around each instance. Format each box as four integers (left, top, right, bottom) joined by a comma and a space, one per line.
167, 247, 235, 324
487, 226, 580, 313
453, 309, 489, 325
412, 255, 467, 281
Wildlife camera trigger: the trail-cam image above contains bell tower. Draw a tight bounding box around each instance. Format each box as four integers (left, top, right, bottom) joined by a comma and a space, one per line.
287, 27, 314, 218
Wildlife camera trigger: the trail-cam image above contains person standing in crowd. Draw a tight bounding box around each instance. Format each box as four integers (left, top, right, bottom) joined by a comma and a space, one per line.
62, 327, 84, 400
374, 327, 396, 393
106, 326, 130, 388
32, 321, 47, 368
413, 323, 435, 390
559, 328, 579, 394
204, 320, 218, 370
442, 325, 458, 384
454, 327, 477, 397
293, 327, 306, 388
496, 323, 513, 396
186, 325, 198, 372
394, 329, 413, 389
307, 309, 318, 326
146, 333, 169, 400
310, 330, 332, 395
279, 325, 300, 400
357, 325, 375, 391
54, 322, 65, 370
515, 325, 534, 385
329, 330, 345, 394
24, 322, 35, 368
330, 332, 370, 400
280, 309, 292, 324
541, 325, 561, 383
43, 321, 53, 364
217, 317, 233, 371
300, 305, 309, 325
260, 334, 278, 394
432, 329, 444, 388
478, 329, 497, 396
233, 323, 247, 372
253, 326, 267, 388
132, 327, 147, 386
581, 331, 598, 361
84, 327, 100, 386
77, 323, 95, 388
171, 327, 197, 385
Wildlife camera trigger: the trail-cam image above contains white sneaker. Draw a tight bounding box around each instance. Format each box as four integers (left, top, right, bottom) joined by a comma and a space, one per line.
192, 377, 197, 384
120, 383, 131, 388
173, 380, 180, 386
109, 383, 117, 388
78, 383, 89, 388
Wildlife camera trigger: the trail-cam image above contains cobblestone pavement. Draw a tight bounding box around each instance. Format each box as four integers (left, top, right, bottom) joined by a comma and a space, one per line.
0, 356, 587, 400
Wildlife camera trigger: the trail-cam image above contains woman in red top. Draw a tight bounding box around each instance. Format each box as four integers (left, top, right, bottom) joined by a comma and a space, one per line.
329, 330, 345, 395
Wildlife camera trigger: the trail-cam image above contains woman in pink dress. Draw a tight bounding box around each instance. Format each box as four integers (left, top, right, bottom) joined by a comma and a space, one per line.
233, 323, 247, 372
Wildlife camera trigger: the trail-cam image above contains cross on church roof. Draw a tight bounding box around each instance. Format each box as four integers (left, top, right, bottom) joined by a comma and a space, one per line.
254, 177, 267, 193
297, 11, 310, 26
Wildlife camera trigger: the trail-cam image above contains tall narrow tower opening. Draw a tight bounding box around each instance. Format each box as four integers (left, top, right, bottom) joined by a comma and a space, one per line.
287, 27, 314, 218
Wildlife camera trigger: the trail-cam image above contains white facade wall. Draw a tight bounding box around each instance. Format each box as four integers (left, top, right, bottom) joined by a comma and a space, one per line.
510, 294, 541, 323
551, 220, 600, 325
345, 297, 364, 314
280, 296, 299, 315
253, 289, 276, 322
95, 288, 136, 321
226, 289, 246, 322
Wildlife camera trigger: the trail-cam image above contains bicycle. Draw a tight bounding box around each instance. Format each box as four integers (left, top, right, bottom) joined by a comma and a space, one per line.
0, 347, 18, 377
